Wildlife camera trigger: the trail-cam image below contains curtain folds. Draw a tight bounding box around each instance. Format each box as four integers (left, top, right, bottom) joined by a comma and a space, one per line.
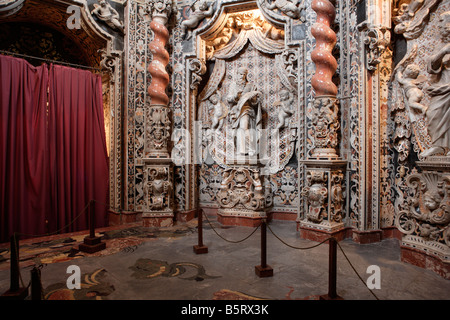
0, 55, 109, 242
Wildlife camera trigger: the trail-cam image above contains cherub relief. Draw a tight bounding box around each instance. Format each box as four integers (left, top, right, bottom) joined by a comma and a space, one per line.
260, 0, 305, 21
91, 0, 124, 33
181, 0, 215, 39
396, 63, 428, 115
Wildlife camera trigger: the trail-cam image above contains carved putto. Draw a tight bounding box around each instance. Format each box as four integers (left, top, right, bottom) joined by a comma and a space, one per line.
391, 4, 450, 161
146, 167, 172, 211
259, 0, 306, 21
91, 0, 124, 33
181, 0, 215, 39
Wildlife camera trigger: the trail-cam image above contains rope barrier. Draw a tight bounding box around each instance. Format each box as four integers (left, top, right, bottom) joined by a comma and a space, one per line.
266, 223, 332, 250
336, 241, 380, 300
266, 222, 380, 300
201, 210, 262, 244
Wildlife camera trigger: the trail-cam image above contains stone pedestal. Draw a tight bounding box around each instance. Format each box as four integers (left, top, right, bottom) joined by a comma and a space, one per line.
395, 156, 450, 279
217, 164, 270, 227
299, 159, 347, 241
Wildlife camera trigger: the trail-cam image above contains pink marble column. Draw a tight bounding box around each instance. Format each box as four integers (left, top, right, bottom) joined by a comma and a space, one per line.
310, 0, 340, 159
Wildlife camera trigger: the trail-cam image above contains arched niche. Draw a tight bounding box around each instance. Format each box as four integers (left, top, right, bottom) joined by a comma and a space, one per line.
0, 0, 124, 213
185, 0, 306, 219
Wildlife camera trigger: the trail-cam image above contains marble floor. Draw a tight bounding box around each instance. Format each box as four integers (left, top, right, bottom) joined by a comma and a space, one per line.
0, 215, 449, 305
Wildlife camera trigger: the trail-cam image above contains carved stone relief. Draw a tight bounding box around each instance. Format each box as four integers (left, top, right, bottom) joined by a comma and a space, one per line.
396, 158, 450, 261
390, 1, 450, 268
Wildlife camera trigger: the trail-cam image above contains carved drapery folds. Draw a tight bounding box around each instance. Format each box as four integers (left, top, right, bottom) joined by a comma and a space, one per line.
391, 3, 450, 161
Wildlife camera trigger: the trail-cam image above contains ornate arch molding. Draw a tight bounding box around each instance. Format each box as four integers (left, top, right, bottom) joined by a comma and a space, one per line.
0, 0, 125, 213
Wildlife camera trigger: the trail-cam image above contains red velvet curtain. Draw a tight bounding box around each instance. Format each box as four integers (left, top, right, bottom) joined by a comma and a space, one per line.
0, 55, 109, 242
48, 65, 108, 232
0, 56, 50, 242
47, 64, 109, 234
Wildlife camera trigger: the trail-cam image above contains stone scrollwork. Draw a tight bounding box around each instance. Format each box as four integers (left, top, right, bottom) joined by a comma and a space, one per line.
217, 167, 267, 212
147, 0, 172, 21
362, 25, 391, 71
396, 165, 450, 246
330, 170, 345, 223
188, 58, 206, 91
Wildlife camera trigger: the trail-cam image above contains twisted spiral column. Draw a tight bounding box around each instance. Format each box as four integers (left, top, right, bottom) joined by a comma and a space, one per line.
311, 0, 338, 97
148, 18, 170, 106
310, 0, 340, 159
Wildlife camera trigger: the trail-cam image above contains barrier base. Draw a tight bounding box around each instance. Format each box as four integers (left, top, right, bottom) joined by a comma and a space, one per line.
255, 265, 273, 278
319, 293, 344, 300
0, 287, 28, 300
79, 236, 106, 253
193, 245, 208, 254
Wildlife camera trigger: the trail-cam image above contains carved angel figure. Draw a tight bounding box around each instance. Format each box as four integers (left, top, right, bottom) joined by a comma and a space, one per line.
210, 92, 227, 131
181, 0, 215, 39
420, 11, 450, 158
275, 89, 295, 130
260, 0, 305, 20
91, 0, 124, 33
396, 63, 428, 115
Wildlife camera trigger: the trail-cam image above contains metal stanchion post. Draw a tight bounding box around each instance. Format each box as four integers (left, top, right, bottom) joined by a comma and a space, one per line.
193, 209, 208, 254
0, 235, 29, 300
255, 219, 273, 277
79, 200, 106, 253
31, 266, 42, 300
320, 237, 343, 300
